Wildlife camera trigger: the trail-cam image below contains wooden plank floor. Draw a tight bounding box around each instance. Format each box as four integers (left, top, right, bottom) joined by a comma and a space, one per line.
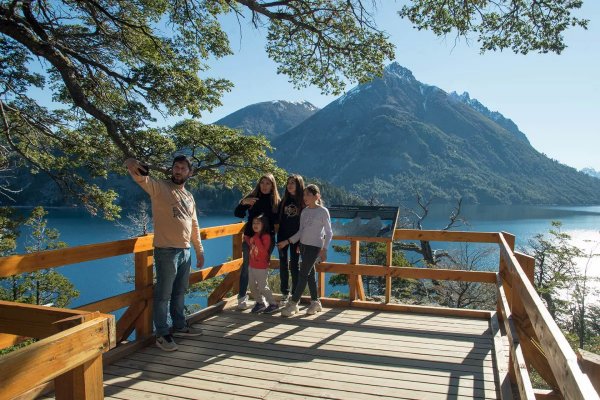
101, 306, 502, 400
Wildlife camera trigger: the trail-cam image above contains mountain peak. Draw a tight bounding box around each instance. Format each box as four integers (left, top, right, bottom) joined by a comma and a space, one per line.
384, 63, 416, 82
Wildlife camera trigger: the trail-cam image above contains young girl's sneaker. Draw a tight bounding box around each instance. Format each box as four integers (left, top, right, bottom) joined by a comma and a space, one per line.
279, 295, 289, 307
280, 300, 299, 317
251, 302, 266, 313
263, 303, 279, 314
306, 300, 322, 315
237, 295, 251, 310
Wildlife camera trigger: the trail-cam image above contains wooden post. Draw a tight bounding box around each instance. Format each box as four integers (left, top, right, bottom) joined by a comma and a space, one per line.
54, 356, 104, 400
53, 314, 107, 400
349, 241, 360, 301
318, 271, 325, 298
134, 248, 153, 340
385, 241, 393, 304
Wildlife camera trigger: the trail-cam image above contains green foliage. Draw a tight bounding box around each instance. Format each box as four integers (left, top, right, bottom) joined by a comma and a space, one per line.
400, 0, 588, 54
0, 207, 21, 255
0, 0, 394, 217
0, 207, 79, 308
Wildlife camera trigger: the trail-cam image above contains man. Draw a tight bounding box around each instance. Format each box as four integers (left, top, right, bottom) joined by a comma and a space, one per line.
125, 155, 205, 351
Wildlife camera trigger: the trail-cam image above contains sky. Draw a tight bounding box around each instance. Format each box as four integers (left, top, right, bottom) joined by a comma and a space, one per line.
194, 1, 600, 171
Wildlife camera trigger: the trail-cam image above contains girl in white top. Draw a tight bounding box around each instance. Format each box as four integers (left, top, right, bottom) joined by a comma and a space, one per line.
278, 184, 332, 316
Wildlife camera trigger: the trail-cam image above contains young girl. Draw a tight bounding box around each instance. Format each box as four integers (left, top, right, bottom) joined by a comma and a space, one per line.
276, 174, 305, 305
279, 184, 332, 317
234, 174, 280, 310
246, 214, 279, 314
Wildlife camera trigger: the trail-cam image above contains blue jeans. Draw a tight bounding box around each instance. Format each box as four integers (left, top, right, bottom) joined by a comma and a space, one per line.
153, 247, 191, 337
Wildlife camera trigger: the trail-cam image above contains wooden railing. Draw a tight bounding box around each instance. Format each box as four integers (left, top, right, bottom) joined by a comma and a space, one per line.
0, 223, 598, 400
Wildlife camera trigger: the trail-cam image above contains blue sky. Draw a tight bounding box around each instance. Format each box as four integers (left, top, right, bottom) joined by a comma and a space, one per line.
197, 1, 600, 171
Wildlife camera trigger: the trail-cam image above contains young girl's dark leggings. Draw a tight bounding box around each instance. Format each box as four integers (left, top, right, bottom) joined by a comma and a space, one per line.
278, 242, 300, 296
291, 244, 320, 303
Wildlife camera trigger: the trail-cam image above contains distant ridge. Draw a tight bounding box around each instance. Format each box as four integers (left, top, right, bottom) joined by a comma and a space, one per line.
214, 100, 318, 139
268, 63, 600, 205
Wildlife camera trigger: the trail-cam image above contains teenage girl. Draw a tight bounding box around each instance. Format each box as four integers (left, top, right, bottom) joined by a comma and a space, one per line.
278, 184, 332, 316
246, 214, 279, 314
234, 174, 280, 310
276, 174, 305, 305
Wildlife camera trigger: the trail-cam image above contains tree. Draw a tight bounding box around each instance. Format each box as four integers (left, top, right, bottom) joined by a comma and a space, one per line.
398, 194, 467, 266
0, 0, 394, 218
0, 207, 79, 307
524, 221, 583, 324
434, 244, 496, 310
400, 0, 588, 54
0, 1, 587, 218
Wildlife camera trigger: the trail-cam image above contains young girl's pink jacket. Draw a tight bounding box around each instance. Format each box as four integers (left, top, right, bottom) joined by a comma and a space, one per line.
244, 233, 271, 269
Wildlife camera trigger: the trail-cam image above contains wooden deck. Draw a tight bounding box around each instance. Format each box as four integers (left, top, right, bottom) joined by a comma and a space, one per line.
97, 305, 502, 400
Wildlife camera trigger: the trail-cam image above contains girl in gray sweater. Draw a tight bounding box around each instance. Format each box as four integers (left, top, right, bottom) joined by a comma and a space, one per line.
278, 184, 332, 316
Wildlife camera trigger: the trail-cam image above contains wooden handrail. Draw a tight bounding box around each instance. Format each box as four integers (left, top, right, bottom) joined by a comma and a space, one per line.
0, 222, 598, 399
0, 303, 115, 400
498, 233, 598, 400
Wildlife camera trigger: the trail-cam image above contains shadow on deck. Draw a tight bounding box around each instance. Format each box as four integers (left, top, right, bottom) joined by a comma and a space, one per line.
101, 305, 501, 400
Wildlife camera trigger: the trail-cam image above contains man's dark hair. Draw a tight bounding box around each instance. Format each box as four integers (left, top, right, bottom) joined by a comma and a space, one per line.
172, 155, 193, 171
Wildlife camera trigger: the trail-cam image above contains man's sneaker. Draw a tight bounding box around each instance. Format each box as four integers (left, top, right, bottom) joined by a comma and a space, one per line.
263, 303, 279, 314
306, 300, 323, 315
280, 300, 299, 317
173, 325, 203, 337
156, 334, 178, 352
237, 295, 251, 310
251, 302, 266, 313
279, 295, 289, 307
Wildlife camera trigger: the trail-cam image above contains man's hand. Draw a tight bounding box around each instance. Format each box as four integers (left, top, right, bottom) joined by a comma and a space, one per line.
196, 252, 205, 269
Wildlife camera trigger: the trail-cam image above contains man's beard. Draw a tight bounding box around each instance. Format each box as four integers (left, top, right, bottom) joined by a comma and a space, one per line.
171, 175, 188, 185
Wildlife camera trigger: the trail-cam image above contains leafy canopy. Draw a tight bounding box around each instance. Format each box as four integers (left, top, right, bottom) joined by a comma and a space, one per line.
0, 0, 394, 217
0, 0, 588, 217
400, 0, 588, 54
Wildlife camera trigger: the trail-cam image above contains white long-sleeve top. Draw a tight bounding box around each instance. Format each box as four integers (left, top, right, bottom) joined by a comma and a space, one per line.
288, 206, 333, 249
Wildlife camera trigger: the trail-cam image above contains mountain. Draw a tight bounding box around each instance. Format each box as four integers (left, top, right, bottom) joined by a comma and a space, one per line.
272, 63, 600, 205
214, 100, 318, 139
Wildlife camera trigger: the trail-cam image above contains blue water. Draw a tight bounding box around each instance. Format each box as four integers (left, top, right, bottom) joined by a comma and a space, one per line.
12, 204, 600, 309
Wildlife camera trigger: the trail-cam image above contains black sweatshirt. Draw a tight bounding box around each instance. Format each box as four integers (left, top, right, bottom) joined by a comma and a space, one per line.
234, 192, 276, 237
276, 196, 302, 242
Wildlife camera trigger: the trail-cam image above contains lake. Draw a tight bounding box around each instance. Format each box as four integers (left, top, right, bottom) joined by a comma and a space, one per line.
12, 204, 600, 309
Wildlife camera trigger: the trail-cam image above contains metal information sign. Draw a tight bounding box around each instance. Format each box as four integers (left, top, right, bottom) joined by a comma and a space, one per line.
329, 205, 399, 240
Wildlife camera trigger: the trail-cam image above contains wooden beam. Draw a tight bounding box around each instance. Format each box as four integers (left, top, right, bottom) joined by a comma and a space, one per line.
0, 301, 89, 338
318, 270, 325, 298
77, 286, 152, 314
497, 275, 536, 400
490, 312, 514, 400
54, 355, 104, 400
393, 229, 499, 243
515, 252, 535, 285
208, 270, 239, 306
348, 299, 493, 319
189, 258, 243, 284
0, 317, 114, 400
0, 235, 154, 277
385, 241, 393, 304
134, 249, 154, 339
316, 262, 497, 283
499, 234, 599, 400
201, 222, 245, 240
0, 333, 28, 350
355, 275, 365, 301
578, 349, 600, 395
115, 301, 146, 343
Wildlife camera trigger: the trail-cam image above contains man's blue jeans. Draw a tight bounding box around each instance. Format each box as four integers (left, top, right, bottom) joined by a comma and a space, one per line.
153, 247, 191, 337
